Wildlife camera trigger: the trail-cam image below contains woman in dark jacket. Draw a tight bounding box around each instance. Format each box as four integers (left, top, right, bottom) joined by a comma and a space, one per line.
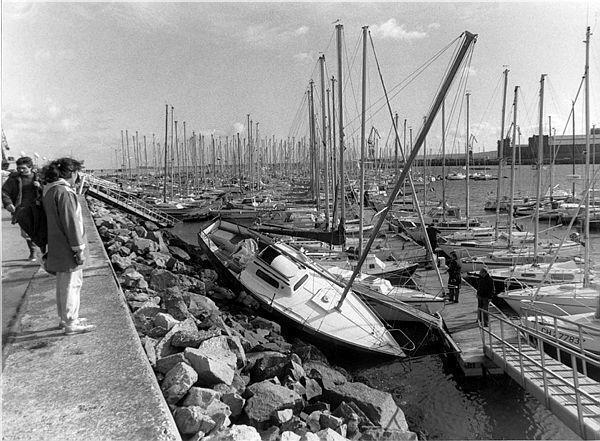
447, 252, 462, 303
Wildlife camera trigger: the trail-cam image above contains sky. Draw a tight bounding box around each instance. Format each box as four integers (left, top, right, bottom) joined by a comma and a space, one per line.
2, 1, 599, 169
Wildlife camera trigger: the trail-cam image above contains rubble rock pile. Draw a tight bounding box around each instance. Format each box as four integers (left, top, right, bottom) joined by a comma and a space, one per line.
88, 199, 416, 441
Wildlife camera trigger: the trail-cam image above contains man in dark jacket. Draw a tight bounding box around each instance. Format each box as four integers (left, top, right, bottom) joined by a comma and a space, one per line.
476, 267, 495, 326
447, 251, 462, 303
2, 156, 42, 261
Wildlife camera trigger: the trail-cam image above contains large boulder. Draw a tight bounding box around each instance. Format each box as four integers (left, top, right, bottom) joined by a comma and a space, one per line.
169, 245, 191, 261
171, 328, 221, 349
304, 361, 347, 391
155, 352, 188, 375
248, 351, 289, 382
250, 316, 282, 334
163, 287, 190, 321
315, 428, 349, 441
243, 380, 303, 428
187, 293, 219, 319
161, 362, 198, 405
324, 382, 408, 432
149, 269, 180, 291
202, 424, 261, 441
221, 392, 245, 419
132, 303, 163, 335
154, 312, 179, 331
183, 387, 222, 407
111, 254, 133, 271
184, 346, 236, 386
130, 237, 159, 254
155, 317, 198, 358
173, 406, 217, 435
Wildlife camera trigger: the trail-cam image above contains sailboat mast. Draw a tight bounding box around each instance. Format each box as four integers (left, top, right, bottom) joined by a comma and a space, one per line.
163, 104, 168, 202
465, 92, 470, 221
507, 86, 519, 243
337, 30, 477, 308
495, 68, 509, 240
320, 55, 330, 229
534, 74, 547, 260
583, 26, 591, 288
441, 101, 446, 222
336, 24, 346, 235
359, 26, 368, 255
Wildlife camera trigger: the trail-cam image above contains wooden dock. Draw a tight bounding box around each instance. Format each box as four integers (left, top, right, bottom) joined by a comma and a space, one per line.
413, 268, 503, 376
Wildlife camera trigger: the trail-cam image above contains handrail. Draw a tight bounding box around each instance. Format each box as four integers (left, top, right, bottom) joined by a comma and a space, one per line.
481, 308, 600, 438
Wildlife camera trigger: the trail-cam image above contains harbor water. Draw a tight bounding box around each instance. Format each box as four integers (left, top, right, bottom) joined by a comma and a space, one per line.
172, 164, 598, 440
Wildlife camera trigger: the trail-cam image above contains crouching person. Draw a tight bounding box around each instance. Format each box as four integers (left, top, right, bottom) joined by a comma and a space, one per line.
42, 158, 95, 335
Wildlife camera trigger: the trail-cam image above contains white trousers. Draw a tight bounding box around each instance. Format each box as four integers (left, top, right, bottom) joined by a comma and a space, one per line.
56, 269, 83, 324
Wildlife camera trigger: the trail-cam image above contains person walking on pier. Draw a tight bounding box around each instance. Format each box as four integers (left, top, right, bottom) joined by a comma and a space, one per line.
42, 157, 95, 335
2, 156, 43, 261
476, 267, 495, 327
447, 251, 462, 303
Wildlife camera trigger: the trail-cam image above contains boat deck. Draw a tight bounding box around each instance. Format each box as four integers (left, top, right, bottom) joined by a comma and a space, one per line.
414, 267, 504, 376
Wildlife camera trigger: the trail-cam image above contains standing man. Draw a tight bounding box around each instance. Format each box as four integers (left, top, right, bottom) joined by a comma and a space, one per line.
447, 251, 462, 303
2, 156, 42, 261
476, 267, 495, 327
42, 157, 95, 335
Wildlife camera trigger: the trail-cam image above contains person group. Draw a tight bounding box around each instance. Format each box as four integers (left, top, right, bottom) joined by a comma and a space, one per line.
2, 156, 95, 335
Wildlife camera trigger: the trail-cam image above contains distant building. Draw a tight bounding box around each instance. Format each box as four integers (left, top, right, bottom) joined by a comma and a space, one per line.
500, 129, 600, 164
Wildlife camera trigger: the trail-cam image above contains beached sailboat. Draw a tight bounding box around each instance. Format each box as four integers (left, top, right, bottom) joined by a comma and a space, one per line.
197, 218, 405, 357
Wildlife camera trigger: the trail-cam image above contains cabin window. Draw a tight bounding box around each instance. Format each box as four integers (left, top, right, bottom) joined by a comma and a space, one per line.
369, 264, 376, 269
259, 246, 281, 265
521, 273, 537, 278
294, 274, 309, 291
550, 273, 575, 281
256, 269, 279, 289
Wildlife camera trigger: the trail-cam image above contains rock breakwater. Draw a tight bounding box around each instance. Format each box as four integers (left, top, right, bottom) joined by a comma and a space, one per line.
88, 198, 416, 441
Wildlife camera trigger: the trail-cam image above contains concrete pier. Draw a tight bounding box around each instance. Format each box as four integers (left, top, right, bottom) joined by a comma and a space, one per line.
1, 199, 180, 440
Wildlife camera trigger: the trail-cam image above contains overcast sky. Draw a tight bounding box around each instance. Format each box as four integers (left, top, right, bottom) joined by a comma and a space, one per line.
2, 1, 599, 169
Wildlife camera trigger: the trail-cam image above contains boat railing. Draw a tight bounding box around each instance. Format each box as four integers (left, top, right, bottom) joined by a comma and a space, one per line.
480, 308, 600, 437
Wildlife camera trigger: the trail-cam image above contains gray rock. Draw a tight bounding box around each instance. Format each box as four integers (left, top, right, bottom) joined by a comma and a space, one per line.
249, 351, 289, 383
141, 336, 157, 367
303, 378, 323, 402
155, 317, 198, 358
304, 361, 347, 391
244, 380, 303, 428
198, 336, 246, 369
306, 411, 322, 432
132, 303, 163, 335
202, 425, 261, 441
155, 352, 188, 374
149, 269, 180, 291
221, 392, 245, 419
319, 414, 343, 430
324, 382, 408, 432
130, 237, 159, 254
273, 408, 294, 425
169, 245, 191, 261
210, 286, 236, 300
260, 426, 280, 441
144, 220, 159, 231
134, 225, 148, 238
163, 287, 190, 321
118, 245, 132, 257
182, 387, 222, 407
285, 360, 306, 382
161, 362, 198, 404
184, 347, 235, 386
251, 316, 282, 334
111, 253, 133, 271
280, 431, 302, 441
201, 268, 219, 283
171, 328, 221, 349
315, 428, 348, 441
188, 293, 219, 320
173, 406, 216, 435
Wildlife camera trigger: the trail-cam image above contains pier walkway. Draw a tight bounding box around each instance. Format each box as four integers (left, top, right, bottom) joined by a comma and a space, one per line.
1, 198, 180, 440
483, 311, 600, 440
414, 268, 503, 376
83, 174, 180, 228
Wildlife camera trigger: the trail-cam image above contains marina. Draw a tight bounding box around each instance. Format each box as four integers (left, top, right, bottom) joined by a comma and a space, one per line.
3, 2, 600, 441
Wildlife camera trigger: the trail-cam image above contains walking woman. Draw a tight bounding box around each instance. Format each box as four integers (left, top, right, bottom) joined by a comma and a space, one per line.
42, 158, 95, 335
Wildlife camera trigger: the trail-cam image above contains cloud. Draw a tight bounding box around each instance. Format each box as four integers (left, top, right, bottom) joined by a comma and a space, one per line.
233, 122, 245, 133
371, 19, 427, 41
467, 66, 477, 77
428, 23, 441, 30
293, 52, 315, 63
244, 24, 310, 46
34, 49, 76, 63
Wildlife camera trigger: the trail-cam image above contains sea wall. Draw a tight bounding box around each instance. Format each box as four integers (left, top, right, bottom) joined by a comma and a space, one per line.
88, 197, 417, 441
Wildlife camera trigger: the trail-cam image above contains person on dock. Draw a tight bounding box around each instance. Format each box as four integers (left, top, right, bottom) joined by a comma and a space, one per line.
476, 267, 495, 327
42, 157, 95, 335
447, 251, 462, 303
2, 156, 43, 261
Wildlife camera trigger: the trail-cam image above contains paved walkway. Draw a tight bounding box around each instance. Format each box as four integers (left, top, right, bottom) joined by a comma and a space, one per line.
1, 198, 180, 440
